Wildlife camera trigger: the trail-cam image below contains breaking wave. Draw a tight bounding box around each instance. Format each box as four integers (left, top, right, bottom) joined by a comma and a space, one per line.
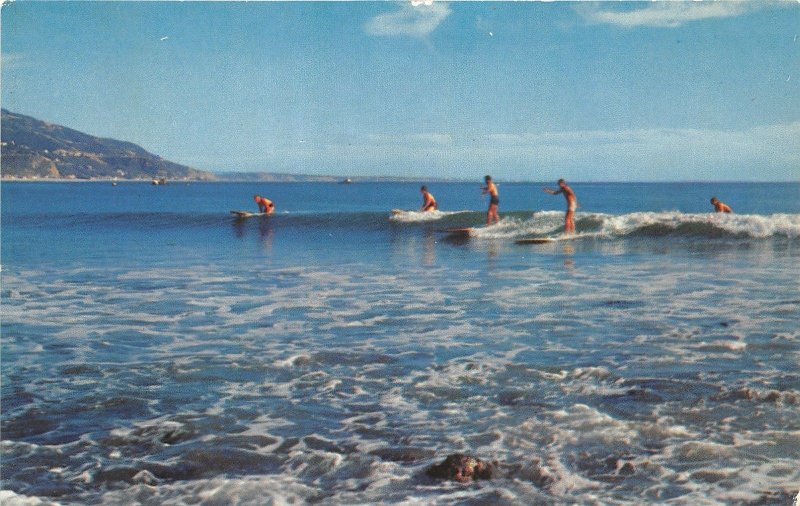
388, 210, 471, 223
7, 210, 799, 240
470, 211, 800, 240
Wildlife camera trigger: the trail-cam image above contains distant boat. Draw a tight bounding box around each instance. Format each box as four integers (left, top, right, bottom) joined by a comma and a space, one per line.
340, 178, 353, 184
152, 178, 167, 185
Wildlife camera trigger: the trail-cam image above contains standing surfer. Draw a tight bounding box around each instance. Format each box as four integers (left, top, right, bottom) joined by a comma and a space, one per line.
543, 179, 577, 234
481, 175, 500, 225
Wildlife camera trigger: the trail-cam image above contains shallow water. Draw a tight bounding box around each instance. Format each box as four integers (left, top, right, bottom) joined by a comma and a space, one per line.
2, 181, 799, 504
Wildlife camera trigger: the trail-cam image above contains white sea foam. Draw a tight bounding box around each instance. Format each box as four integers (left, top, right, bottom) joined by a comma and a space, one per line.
470, 214, 562, 239
0, 490, 59, 506
274, 354, 312, 368
695, 340, 747, 352
459, 211, 800, 240
3, 239, 798, 505
598, 211, 800, 238
98, 476, 316, 505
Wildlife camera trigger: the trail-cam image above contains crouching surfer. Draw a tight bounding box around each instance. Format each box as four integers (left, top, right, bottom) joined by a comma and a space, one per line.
420, 186, 438, 212
254, 194, 275, 215
710, 197, 732, 213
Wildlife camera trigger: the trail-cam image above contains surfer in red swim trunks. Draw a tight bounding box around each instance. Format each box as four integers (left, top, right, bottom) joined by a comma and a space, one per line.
481, 175, 500, 225
710, 197, 732, 213
543, 179, 577, 234
420, 186, 438, 212
253, 194, 275, 215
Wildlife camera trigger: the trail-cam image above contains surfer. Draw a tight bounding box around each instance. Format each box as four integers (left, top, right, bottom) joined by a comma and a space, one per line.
420, 186, 438, 212
710, 197, 732, 213
253, 194, 275, 215
543, 179, 577, 234
481, 175, 500, 225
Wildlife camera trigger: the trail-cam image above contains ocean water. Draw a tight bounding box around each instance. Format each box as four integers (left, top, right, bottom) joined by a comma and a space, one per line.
1, 181, 799, 505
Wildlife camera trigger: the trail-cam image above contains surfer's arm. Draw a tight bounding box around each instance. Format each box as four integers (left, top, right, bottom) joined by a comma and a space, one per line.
543, 187, 560, 195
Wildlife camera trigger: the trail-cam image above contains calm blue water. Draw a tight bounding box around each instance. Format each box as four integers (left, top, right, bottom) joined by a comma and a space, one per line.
2, 181, 799, 505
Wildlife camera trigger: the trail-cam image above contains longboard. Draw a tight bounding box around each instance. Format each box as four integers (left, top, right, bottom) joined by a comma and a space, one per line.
515, 237, 556, 244
442, 227, 475, 237
392, 209, 438, 215
230, 210, 269, 218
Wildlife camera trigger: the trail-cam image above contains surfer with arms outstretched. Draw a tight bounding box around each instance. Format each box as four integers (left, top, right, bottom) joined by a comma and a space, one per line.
420, 186, 438, 212
482, 175, 500, 225
253, 194, 275, 215
710, 197, 732, 213
543, 179, 577, 234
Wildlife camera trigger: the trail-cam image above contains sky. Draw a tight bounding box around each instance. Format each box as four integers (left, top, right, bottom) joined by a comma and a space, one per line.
1, 1, 799, 181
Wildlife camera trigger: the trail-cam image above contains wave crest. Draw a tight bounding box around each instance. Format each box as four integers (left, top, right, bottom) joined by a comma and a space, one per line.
598, 212, 800, 239
388, 210, 470, 223
474, 211, 800, 240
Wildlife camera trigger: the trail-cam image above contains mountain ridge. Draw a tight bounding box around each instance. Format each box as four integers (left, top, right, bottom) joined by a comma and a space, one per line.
1, 109, 215, 181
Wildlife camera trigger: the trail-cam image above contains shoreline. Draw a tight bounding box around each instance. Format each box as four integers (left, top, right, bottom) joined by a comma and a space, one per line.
2, 178, 797, 184
0, 177, 210, 183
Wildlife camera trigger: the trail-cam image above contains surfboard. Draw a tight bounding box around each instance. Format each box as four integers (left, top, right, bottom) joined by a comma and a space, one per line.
442, 227, 475, 237
515, 237, 556, 244
230, 210, 269, 218
392, 209, 444, 216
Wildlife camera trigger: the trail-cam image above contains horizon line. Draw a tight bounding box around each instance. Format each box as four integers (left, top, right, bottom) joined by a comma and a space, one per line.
3, 176, 797, 185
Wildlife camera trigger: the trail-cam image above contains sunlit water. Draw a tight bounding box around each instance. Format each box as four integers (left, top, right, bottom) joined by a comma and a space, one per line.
2, 182, 799, 505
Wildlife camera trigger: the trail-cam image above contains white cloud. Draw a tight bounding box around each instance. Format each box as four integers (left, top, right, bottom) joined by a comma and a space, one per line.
365, 2, 451, 38
576, 2, 767, 29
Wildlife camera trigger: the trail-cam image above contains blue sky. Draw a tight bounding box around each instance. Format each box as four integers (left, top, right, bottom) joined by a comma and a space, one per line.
2, 1, 798, 181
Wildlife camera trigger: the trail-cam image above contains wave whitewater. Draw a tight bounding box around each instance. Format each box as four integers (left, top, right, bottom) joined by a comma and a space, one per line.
471, 211, 800, 240
7, 209, 800, 239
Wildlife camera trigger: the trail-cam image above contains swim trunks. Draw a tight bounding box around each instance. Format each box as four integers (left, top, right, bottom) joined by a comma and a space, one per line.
490, 195, 499, 206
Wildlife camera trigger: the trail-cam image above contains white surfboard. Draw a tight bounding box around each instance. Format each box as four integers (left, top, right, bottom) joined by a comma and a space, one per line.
230, 210, 269, 218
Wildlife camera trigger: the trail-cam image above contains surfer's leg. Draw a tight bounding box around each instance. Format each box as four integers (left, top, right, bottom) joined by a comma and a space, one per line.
487, 203, 498, 225
564, 210, 575, 234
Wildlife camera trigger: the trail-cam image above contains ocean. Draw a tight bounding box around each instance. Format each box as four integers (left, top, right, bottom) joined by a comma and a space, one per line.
2, 181, 799, 505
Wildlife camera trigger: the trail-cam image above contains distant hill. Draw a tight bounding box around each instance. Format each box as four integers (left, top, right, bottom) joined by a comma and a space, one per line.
215, 172, 466, 183
1, 109, 215, 180
216, 171, 346, 183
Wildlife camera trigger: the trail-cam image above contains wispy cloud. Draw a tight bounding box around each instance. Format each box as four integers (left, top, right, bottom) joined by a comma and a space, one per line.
0, 52, 25, 71
367, 133, 453, 145
576, 2, 768, 29
365, 1, 451, 38
246, 123, 800, 181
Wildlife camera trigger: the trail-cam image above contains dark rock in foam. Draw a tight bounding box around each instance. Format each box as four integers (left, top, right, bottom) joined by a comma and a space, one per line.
425, 454, 496, 482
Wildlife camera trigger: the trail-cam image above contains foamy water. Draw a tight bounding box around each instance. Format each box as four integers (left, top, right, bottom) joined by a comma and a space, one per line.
467, 211, 800, 240
388, 210, 471, 223
2, 182, 799, 504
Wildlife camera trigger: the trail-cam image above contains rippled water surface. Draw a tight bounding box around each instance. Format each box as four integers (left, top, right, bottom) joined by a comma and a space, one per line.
2, 182, 799, 505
